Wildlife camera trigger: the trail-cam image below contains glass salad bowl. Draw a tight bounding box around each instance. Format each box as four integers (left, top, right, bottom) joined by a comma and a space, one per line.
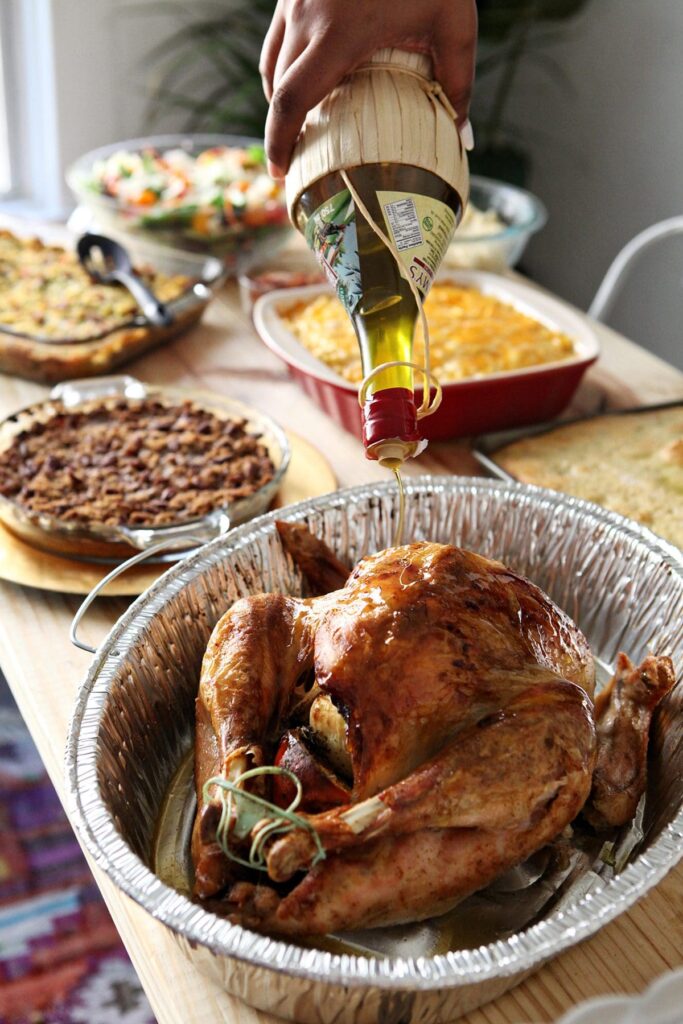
443, 175, 548, 271
67, 134, 293, 274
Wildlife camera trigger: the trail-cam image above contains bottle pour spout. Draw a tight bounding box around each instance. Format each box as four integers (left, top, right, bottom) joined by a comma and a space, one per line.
362, 387, 426, 465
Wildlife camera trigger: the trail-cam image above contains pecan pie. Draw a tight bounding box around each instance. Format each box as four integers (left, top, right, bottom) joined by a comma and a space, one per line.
0, 398, 276, 529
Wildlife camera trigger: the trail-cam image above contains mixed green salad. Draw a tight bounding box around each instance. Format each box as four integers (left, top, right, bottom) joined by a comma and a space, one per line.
84, 144, 288, 240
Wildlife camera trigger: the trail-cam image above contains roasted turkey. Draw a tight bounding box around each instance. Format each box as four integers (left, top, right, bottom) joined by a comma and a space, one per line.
192, 522, 674, 935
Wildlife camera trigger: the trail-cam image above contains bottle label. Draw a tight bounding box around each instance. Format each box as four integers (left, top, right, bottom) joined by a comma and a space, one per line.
304, 188, 457, 316
304, 189, 362, 315
377, 190, 457, 298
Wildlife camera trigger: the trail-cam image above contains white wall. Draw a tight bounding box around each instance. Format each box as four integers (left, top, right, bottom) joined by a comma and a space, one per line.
496, 0, 683, 368
53, 0, 190, 191
7, 0, 188, 215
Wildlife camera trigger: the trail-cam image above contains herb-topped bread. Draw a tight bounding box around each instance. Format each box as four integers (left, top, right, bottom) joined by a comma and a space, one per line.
494, 406, 683, 550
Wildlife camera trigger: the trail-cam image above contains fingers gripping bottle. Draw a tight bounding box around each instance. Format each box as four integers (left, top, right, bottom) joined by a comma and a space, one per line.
286, 48, 469, 467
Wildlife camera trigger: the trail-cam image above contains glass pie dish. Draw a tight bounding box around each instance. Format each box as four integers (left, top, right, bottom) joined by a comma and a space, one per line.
0, 376, 290, 562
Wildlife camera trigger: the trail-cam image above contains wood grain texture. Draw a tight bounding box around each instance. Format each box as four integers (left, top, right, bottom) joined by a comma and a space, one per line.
0, 228, 681, 1024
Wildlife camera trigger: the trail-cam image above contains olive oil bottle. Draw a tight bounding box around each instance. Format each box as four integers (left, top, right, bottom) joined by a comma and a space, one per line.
286, 48, 469, 467
293, 163, 463, 465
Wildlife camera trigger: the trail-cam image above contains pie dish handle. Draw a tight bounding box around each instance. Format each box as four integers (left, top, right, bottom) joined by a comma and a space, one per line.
70, 534, 210, 654
51, 375, 149, 407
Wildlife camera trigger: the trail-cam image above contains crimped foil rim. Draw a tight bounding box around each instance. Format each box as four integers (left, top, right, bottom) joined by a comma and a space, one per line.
64, 476, 683, 990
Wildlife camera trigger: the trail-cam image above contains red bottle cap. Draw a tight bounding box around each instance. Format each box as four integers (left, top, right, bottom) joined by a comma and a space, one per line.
362, 387, 421, 462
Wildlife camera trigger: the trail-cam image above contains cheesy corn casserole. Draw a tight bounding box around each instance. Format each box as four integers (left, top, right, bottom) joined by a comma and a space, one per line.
280, 283, 576, 383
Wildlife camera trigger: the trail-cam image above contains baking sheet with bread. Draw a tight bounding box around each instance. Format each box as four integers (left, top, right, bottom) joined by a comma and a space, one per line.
475, 402, 683, 550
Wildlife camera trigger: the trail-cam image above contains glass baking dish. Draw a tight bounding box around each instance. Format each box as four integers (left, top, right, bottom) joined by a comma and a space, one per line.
0, 237, 225, 383
0, 250, 224, 346
0, 375, 290, 562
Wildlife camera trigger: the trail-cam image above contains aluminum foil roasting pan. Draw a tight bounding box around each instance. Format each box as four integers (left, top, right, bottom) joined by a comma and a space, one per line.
65, 478, 683, 1023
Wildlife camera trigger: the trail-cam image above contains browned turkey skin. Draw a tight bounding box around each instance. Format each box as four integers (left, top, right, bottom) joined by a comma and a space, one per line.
584, 652, 675, 829
191, 523, 674, 936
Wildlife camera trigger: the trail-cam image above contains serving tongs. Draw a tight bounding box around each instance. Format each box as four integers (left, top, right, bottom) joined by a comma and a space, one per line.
77, 233, 173, 327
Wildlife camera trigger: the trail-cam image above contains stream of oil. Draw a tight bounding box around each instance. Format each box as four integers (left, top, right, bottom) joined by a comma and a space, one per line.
392, 467, 405, 547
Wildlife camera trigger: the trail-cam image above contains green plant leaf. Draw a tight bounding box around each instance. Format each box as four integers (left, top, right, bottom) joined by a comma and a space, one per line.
468, 142, 531, 186
136, 0, 591, 158
132, 0, 274, 135
523, 50, 577, 96
475, 48, 514, 76
477, 0, 591, 42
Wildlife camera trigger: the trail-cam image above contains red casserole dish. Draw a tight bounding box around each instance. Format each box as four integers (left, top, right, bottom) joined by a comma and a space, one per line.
252, 270, 599, 442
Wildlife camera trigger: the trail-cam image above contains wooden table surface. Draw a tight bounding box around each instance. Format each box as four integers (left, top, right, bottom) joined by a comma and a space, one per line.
0, 229, 682, 1024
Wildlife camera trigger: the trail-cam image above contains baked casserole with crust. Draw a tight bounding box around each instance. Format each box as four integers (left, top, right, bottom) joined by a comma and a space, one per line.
280, 282, 576, 384
0, 230, 210, 382
493, 406, 683, 550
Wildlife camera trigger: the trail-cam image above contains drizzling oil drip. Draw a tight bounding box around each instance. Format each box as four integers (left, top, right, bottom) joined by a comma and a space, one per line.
393, 466, 405, 547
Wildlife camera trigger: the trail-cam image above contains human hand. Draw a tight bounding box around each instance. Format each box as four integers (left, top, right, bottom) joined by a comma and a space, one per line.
260, 0, 477, 179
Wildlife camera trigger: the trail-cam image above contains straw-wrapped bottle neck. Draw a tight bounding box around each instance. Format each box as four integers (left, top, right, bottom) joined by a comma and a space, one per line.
352, 49, 458, 122
356, 47, 433, 81
285, 46, 469, 218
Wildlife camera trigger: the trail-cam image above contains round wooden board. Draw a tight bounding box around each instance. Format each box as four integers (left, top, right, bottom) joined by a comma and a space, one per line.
0, 432, 336, 597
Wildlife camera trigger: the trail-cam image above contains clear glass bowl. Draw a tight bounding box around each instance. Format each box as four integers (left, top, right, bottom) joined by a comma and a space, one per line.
66, 133, 293, 276
444, 175, 548, 271
0, 376, 291, 562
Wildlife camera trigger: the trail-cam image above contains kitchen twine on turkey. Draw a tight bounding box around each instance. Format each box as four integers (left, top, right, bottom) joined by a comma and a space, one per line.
341, 60, 467, 421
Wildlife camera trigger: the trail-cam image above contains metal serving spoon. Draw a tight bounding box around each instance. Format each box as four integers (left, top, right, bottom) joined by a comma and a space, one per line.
77, 233, 173, 327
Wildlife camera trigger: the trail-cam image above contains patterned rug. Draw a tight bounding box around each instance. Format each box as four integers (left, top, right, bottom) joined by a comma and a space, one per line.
0, 707, 156, 1023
